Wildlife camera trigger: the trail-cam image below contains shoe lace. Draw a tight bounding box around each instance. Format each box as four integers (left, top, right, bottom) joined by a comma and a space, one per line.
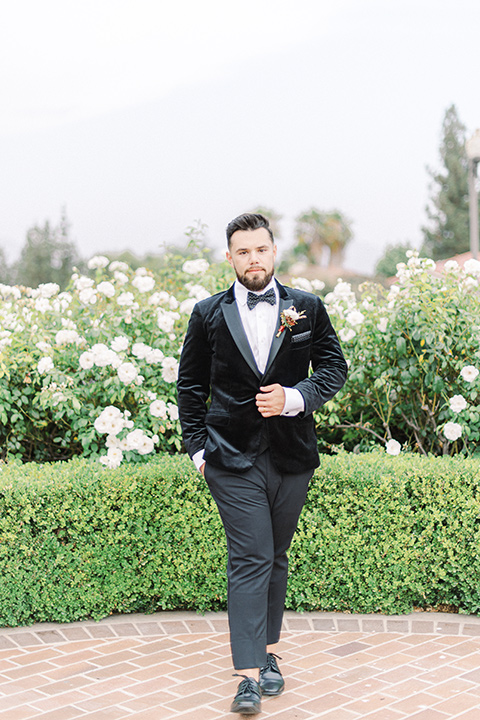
262, 652, 282, 672
233, 673, 260, 696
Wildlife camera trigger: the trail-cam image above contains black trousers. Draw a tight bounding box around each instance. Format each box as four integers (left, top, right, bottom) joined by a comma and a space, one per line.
204, 450, 313, 670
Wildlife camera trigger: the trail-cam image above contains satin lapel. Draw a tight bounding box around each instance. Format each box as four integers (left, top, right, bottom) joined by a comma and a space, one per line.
263, 296, 291, 376
221, 300, 261, 379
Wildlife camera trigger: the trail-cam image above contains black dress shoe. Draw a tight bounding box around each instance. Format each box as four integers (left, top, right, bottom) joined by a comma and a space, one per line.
259, 653, 285, 696
230, 674, 261, 715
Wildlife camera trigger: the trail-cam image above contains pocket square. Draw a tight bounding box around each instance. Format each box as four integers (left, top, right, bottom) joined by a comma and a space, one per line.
291, 330, 311, 343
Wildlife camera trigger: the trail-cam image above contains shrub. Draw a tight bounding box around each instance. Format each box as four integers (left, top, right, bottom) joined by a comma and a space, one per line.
1, 452, 480, 626
316, 254, 480, 455
0, 250, 231, 465
1, 247, 480, 464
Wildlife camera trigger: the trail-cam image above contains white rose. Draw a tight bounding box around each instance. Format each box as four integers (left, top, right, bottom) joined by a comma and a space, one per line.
179, 298, 197, 315
125, 428, 146, 450
74, 275, 94, 291
186, 284, 211, 301
346, 310, 365, 326
55, 329, 80, 345
54, 292, 72, 312
444, 260, 459, 272
109, 260, 129, 272
34, 298, 51, 313
339, 328, 356, 342
87, 255, 109, 269
94, 414, 124, 436
36, 341, 51, 353
182, 258, 209, 275
449, 395, 468, 413
385, 439, 401, 456
161, 356, 179, 383
36, 282, 60, 298
443, 422, 462, 442
463, 259, 480, 276
150, 399, 168, 419
117, 292, 135, 306
0, 337, 12, 350
100, 406, 123, 420
111, 336, 129, 352
460, 365, 479, 383
157, 308, 179, 332
132, 342, 151, 359
148, 292, 163, 305
91, 343, 120, 367
145, 348, 164, 364
106, 447, 123, 467
117, 362, 138, 384
291, 277, 312, 292
132, 275, 155, 293
79, 287, 97, 305
38, 357, 54, 374
79, 351, 95, 370
99, 446, 123, 468
167, 403, 179, 421
114, 271, 129, 286
377, 317, 388, 332
97, 281, 116, 298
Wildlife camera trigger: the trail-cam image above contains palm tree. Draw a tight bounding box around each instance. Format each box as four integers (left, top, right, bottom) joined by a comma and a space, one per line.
293, 208, 353, 267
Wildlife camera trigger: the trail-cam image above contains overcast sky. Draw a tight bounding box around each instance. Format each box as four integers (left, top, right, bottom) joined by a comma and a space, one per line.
1, 0, 479, 274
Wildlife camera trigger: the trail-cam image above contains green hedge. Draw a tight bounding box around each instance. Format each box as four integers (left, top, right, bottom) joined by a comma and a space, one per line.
1, 451, 480, 627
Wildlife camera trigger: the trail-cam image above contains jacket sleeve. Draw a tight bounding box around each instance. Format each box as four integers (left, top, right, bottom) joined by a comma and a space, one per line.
176, 304, 212, 458
293, 295, 348, 416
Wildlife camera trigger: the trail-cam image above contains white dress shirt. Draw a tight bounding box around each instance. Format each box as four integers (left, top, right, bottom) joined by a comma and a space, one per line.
192, 278, 305, 470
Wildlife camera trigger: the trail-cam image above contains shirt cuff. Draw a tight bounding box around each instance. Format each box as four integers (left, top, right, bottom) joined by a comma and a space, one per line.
192, 449, 205, 471
281, 387, 305, 416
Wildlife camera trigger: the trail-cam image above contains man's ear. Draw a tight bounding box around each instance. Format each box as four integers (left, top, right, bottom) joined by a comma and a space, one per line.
226, 250, 233, 268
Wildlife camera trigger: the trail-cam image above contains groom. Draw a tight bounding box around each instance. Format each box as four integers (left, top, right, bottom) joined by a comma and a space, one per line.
177, 212, 347, 714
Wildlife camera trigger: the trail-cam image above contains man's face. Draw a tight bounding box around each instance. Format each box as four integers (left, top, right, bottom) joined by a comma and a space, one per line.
226, 227, 277, 291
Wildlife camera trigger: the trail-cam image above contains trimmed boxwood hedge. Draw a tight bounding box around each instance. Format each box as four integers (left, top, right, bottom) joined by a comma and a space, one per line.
1, 451, 480, 627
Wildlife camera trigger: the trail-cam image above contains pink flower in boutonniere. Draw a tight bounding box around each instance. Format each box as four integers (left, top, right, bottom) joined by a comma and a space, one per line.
276, 306, 307, 337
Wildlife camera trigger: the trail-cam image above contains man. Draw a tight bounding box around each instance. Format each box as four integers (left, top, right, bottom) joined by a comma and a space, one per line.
177, 213, 347, 715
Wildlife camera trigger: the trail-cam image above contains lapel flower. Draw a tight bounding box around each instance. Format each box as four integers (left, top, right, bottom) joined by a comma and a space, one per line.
276, 305, 306, 337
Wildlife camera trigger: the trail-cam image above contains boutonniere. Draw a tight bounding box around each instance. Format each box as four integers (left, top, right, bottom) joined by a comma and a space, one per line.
276, 306, 307, 337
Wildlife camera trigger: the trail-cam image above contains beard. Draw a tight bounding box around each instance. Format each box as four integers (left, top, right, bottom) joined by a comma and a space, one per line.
236, 267, 274, 291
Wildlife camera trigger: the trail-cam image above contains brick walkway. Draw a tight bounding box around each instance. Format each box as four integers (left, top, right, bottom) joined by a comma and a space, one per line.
1, 611, 480, 719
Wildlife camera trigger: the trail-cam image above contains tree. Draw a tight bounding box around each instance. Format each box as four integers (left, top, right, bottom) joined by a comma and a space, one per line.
421, 104, 472, 260
0, 247, 11, 284
250, 206, 283, 239
13, 210, 81, 290
375, 242, 414, 278
292, 208, 353, 267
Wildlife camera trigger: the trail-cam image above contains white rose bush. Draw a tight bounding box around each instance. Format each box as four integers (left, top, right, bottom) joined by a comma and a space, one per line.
0, 250, 230, 465
317, 252, 480, 456
1, 244, 479, 464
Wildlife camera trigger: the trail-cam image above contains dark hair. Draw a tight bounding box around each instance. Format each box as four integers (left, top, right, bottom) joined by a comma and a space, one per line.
226, 213, 274, 247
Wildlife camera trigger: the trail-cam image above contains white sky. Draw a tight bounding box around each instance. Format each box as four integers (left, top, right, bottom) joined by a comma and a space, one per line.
1, 0, 480, 274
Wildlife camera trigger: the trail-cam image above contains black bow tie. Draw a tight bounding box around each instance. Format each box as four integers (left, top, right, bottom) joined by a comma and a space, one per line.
247, 288, 276, 310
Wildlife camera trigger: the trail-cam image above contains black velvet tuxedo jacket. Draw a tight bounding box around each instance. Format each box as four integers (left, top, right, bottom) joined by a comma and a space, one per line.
177, 280, 348, 474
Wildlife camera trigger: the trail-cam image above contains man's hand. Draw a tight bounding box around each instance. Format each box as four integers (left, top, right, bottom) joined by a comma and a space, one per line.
255, 384, 285, 417
200, 462, 206, 477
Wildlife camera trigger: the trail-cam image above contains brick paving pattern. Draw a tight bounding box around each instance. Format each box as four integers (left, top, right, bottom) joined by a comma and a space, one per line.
0, 611, 480, 719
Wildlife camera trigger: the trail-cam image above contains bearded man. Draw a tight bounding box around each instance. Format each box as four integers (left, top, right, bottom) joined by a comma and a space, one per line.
177, 212, 347, 715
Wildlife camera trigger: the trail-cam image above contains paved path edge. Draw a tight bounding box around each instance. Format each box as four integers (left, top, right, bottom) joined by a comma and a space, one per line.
1, 610, 480, 649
